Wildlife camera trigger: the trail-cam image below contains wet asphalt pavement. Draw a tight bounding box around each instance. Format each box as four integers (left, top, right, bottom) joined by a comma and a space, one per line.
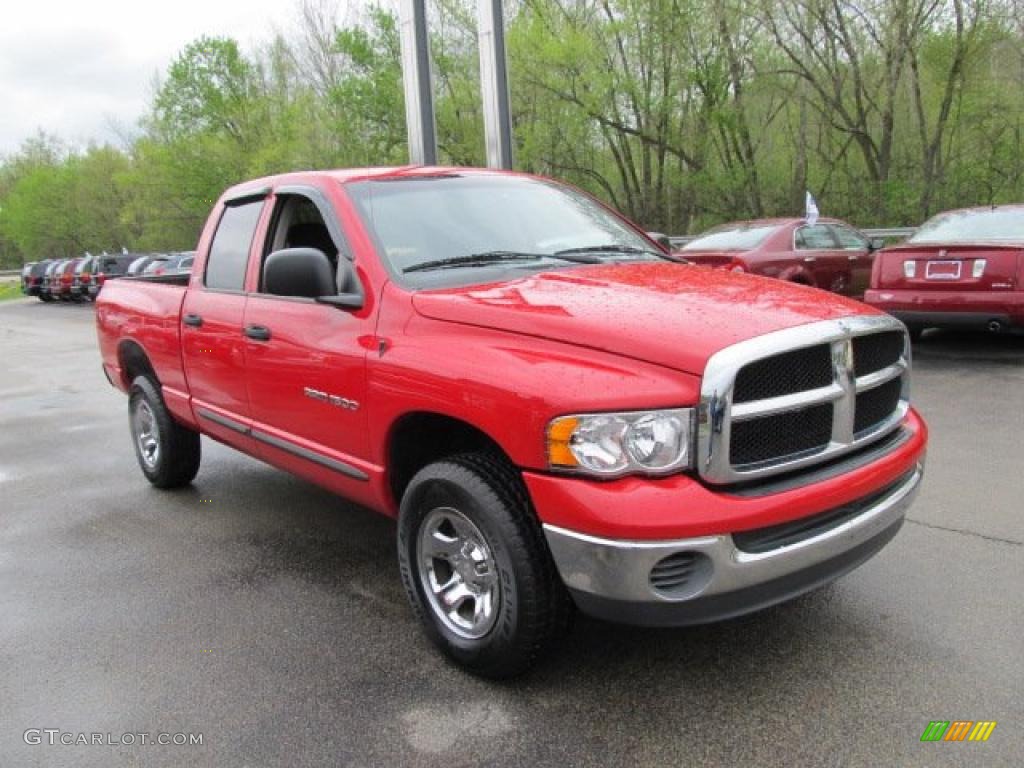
0, 298, 1021, 767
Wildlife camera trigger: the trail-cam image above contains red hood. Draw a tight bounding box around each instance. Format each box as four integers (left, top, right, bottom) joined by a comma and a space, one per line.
412, 262, 877, 374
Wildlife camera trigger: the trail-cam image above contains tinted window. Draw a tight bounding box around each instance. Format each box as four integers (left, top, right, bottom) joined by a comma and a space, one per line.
205, 201, 264, 290
830, 224, 867, 250
795, 225, 837, 250
682, 224, 779, 251
908, 208, 1024, 244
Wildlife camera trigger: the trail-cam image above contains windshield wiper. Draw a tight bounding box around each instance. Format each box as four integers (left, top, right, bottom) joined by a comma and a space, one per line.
555, 244, 665, 258
556, 243, 684, 262
403, 250, 601, 273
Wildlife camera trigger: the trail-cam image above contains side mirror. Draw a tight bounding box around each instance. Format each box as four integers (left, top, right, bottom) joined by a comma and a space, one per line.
647, 232, 673, 250
869, 237, 885, 252
316, 258, 363, 309
264, 248, 336, 299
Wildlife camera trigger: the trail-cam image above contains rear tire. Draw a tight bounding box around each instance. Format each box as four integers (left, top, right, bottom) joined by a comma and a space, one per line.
129, 375, 201, 488
397, 452, 572, 678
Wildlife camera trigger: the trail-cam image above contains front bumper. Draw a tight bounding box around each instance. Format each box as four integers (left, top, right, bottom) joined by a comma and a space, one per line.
543, 464, 922, 626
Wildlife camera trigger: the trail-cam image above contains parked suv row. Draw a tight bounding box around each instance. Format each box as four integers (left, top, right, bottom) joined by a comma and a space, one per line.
19, 252, 195, 303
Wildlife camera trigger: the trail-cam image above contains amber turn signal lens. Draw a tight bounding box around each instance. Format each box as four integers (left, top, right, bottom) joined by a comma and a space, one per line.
547, 416, 580, 467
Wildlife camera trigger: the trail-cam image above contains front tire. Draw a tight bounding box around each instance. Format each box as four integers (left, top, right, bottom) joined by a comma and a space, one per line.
129, 375, 201, 488
397, 453, 571, 678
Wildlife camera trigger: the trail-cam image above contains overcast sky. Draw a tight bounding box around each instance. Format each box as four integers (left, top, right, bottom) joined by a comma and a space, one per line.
0, 0, 323, 155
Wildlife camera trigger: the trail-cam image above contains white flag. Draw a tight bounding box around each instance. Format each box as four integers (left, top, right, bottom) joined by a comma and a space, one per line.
805, 191, 819, 227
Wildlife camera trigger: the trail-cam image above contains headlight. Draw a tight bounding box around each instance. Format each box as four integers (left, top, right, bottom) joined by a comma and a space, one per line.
547, 409, 695, 477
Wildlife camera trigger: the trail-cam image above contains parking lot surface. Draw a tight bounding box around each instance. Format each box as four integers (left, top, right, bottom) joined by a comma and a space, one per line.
1, 298, 1021, 767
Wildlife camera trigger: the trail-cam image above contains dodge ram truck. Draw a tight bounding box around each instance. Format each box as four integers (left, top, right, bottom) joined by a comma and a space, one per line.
96, 167, 928, 677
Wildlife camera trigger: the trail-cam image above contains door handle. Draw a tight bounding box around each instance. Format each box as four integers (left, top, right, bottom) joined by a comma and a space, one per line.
183, 313, 203, 327
848, 254, 859, 261
244, 325, 272, 341
803, 256, 816, 263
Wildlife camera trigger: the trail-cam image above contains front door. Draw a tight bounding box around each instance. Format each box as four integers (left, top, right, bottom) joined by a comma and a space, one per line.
242, 189, 372, 492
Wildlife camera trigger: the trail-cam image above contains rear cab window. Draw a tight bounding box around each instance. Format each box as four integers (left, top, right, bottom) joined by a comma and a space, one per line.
205, 201, 265, 291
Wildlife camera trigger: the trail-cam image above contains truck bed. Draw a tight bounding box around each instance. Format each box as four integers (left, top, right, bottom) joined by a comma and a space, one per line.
94, 277, 192, 425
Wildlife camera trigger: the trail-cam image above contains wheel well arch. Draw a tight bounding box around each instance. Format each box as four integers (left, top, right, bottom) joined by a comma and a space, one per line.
386, 411, 512, 506
118, 340, 157, 388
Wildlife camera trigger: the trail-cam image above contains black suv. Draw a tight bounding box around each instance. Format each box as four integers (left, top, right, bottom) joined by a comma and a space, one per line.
23, 260, 54, 299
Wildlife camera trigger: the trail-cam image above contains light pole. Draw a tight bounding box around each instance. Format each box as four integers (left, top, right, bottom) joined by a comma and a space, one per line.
398, 0, 438, 165
477, 0, 514, 169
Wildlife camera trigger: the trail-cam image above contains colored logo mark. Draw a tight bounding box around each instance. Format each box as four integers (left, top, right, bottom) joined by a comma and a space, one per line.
920, 721, 997, 742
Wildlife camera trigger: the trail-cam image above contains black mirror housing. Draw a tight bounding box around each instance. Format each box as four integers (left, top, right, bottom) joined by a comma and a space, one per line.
316, 293, 363, 309
264, 247, 336, 299
316, 258, 364, 309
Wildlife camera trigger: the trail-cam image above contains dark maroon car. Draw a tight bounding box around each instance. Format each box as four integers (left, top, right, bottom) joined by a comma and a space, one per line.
679, 218, 883, 299
864, 205, 1024, 338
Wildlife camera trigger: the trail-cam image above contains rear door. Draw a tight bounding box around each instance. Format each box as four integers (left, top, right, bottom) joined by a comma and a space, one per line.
828, 223, 874, 298
793, 223, 851, 293
181, 198, 267, 448
241, 185, 373, 489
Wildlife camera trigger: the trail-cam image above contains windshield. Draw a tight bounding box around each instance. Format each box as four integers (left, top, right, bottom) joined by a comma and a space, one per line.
347, 174, 662, 286
681, 224, 779, 251
908, 208, 1024, 244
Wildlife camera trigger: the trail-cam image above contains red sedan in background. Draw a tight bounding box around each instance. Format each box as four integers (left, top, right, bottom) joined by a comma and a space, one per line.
864, 205, 1023, 339
679, 218, 884, 298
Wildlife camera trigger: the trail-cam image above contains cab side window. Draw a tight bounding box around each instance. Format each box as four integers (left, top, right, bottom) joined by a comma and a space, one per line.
260, 195, 339, 293
829, 224, 868, 250
205, 201, 265, 291
794, 224, 837, 250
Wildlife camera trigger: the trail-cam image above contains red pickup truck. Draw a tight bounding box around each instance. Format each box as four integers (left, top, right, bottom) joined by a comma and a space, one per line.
96, 167, 927, 677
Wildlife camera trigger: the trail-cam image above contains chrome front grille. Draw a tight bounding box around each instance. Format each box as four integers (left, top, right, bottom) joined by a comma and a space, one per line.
698, 316, 910, 485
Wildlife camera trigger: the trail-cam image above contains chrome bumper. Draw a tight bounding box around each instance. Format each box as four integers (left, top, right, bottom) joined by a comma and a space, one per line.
543, 464, 923, 626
